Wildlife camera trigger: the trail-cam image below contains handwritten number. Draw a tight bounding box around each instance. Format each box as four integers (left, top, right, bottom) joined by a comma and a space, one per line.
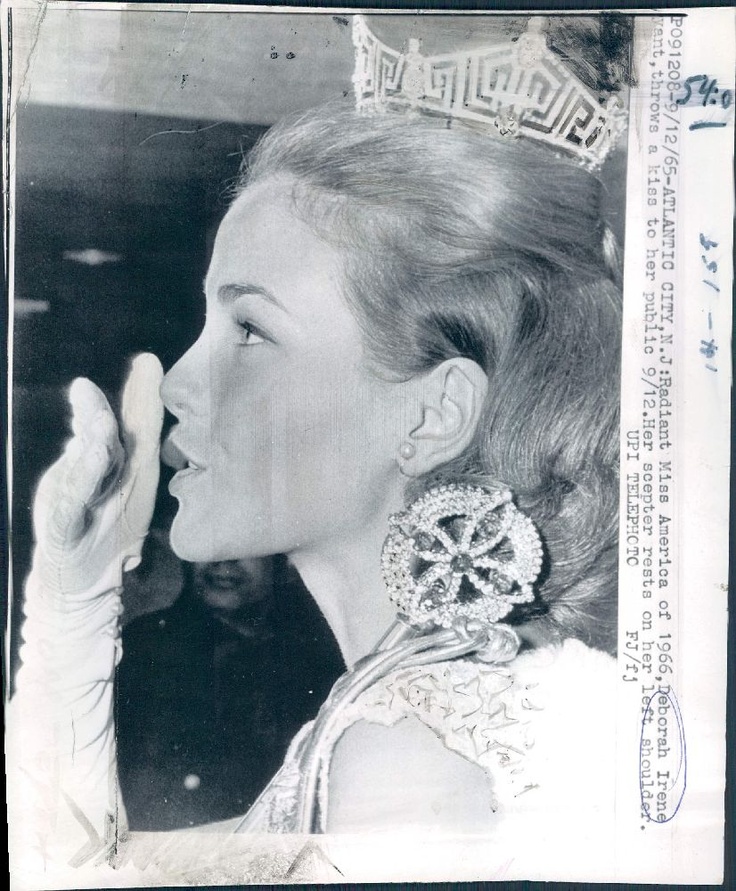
698, 233, 721, 372
701, 256, 718, 274
679, 75, 733, 110
678, 75, 705, 106
700, 78, 718, 106
699, 233, 719, 251
678, 75, 698, 105
696, 75, 717, 107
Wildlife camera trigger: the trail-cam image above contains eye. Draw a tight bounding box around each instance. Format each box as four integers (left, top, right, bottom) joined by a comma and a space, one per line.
229, 295, 271, 346
236, 321, 266, 347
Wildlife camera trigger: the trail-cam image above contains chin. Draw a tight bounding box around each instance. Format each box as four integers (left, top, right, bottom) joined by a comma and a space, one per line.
169, 512, 219, 563
168, 509, 275, 564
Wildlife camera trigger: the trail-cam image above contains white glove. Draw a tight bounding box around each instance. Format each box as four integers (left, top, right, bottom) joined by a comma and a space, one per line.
32, 351, 164, 599
9, 353, 164, 875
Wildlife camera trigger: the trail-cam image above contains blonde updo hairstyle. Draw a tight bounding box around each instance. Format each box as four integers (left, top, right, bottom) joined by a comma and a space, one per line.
238, 104, 622, 655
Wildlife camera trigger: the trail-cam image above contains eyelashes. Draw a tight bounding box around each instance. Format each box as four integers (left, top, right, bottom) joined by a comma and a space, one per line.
236, 321, 266, 346
230, 298, 268, 346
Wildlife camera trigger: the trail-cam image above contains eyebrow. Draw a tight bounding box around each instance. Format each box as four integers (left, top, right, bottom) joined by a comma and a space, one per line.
212, 282, 288, 313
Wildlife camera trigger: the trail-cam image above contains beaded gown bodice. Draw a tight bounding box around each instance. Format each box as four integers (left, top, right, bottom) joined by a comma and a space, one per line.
236, 638, 617, 834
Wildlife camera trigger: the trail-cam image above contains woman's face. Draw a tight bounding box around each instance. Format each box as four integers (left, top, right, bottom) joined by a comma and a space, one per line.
161, 178, 410, 564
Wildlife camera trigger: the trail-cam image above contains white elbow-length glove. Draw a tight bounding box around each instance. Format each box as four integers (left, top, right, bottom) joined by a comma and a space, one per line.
8, 353, 164, 874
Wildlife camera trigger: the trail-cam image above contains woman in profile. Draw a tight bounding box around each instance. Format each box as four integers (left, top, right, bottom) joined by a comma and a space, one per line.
9, 13, 624, 880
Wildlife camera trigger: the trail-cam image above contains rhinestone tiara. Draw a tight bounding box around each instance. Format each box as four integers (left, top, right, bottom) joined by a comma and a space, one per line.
352, 14, 626, 169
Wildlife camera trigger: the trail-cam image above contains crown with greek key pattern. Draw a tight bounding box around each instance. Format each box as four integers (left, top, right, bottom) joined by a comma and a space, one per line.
352, 14, 626, 169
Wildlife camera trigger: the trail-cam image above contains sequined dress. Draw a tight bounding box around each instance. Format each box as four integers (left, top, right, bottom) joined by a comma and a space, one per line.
237, 637, 617, 834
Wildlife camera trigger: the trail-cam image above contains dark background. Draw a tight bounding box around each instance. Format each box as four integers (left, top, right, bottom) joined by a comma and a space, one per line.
11, 105, 269, 680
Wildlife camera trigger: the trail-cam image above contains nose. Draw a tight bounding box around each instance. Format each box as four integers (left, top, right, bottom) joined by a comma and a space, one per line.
160, 339, 205, 419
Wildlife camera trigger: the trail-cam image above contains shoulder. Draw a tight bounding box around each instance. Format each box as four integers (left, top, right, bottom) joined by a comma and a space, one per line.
326, 714, 496, 834
324, 640, 616, 831
323, 658, 520, 833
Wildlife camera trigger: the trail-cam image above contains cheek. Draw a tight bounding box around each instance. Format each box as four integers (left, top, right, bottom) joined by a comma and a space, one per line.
203, 350, 402, 539
207, 357, 274, 458
270, 368, 398, 496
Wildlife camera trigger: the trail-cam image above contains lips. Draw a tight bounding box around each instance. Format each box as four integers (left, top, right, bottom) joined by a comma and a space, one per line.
162, 429, 206, 476
200, 561, 250, 591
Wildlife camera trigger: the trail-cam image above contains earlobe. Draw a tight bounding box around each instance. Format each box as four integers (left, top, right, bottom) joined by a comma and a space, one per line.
399, 359, 488, 477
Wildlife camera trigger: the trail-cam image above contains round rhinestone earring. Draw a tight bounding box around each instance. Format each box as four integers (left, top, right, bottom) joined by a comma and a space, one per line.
381, 483, 543, 629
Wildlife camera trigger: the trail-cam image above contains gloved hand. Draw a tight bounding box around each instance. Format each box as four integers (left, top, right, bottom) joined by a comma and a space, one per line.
31, 352, 165, 601
9, 353, 164, 873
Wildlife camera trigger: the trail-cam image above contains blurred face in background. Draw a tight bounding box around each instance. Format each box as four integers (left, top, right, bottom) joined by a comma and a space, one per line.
193, 558, 272, 613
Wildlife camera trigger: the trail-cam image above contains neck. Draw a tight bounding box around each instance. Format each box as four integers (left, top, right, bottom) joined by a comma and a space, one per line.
290, 525, 399, 668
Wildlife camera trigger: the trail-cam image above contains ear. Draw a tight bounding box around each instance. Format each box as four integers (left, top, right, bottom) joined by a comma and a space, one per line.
400, 358, 488, 477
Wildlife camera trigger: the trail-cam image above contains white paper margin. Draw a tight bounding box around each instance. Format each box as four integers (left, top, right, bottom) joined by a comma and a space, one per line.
614, 8, 732, 884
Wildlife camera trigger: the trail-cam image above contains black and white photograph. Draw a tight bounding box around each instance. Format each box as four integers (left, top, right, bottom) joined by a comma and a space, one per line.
3, 3, 733, 886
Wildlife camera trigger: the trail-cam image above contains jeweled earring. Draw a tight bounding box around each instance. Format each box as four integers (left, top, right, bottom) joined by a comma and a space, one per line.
381, 483, 543, 629
398, 442, 416, 460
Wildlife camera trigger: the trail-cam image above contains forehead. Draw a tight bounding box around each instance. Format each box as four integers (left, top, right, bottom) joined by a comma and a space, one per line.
208, 178, 344, 297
